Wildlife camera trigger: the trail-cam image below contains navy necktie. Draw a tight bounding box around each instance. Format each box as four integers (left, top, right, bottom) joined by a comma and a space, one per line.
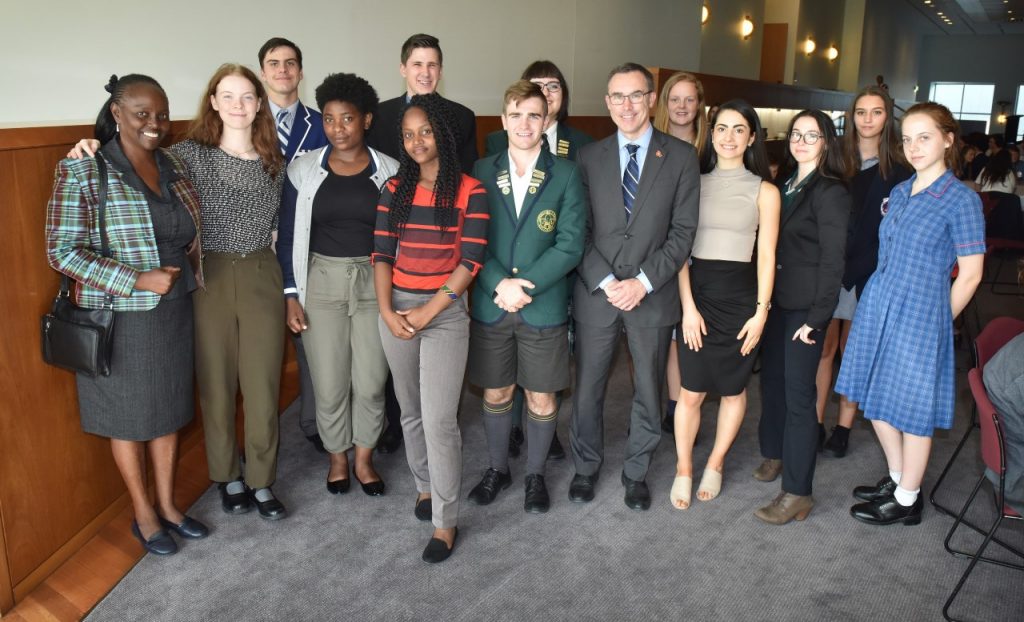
276, 109, 290, 156
622, 143, 640, 222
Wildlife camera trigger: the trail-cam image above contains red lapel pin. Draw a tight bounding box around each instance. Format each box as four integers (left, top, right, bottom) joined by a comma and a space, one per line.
655, 150, 663, 158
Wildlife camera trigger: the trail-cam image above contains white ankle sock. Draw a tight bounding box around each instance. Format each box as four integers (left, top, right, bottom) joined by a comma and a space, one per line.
225, 480, 245, 495
889, 470, 902, 485
893, 485, 919, 507
253, 487, 275, 502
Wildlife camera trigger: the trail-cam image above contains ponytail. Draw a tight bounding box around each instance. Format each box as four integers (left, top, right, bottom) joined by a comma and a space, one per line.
92, 73, 166, 146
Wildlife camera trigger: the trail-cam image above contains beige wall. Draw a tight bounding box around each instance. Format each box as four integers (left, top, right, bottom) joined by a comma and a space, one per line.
0, 0, 703, 126
698, 0, 767, 80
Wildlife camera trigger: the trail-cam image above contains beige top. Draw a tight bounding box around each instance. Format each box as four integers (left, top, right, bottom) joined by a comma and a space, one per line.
691, 166, 762, 262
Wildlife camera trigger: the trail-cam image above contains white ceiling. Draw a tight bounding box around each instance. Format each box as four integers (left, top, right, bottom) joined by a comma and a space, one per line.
903, 0, 1024, 33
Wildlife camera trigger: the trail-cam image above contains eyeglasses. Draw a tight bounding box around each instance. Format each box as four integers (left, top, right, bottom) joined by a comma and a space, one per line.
607, 90, 652, 105
531, 80, 562, 94
789, 130, 822, 145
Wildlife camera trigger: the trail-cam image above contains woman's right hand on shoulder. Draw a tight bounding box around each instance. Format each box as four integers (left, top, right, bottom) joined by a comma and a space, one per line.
681, 308, 707, 352
382, 309, 416, 340
286, 298, 307, 333
134, 267, 181, 295
67, 139, 101, 159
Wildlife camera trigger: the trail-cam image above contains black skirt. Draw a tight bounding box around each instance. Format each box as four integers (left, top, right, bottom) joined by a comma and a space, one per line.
679, 258, 759, 396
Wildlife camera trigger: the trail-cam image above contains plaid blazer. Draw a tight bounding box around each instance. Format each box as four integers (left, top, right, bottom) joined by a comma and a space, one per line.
45, 150, 203, 311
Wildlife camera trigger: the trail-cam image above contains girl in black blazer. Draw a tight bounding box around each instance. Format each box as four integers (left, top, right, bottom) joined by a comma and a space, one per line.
753, 110, 851, 524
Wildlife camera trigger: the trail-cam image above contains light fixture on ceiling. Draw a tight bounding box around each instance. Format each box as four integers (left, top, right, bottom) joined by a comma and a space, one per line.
803, 37, 816, 56
702, 4, 709, 25
741, 15, 754, 39
826, 45, 839, 62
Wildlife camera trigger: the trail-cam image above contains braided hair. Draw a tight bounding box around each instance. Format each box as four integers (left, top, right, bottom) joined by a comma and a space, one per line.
94, 74, 165, 145
387, 93, 461, 234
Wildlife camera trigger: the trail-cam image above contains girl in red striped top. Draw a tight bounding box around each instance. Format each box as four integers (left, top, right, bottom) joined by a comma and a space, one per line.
372, 93, 488, 563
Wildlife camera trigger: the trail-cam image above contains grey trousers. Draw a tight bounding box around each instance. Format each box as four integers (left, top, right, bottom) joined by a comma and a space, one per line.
303, 255, 388, 453
379, 290, 469, 529
291, 334, 318, 437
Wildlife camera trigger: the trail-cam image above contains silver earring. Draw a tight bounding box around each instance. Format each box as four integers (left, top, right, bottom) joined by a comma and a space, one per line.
116, 123, 120, 133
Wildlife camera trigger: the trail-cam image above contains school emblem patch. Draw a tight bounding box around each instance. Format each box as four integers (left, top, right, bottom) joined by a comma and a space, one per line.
536, 209, 557, 233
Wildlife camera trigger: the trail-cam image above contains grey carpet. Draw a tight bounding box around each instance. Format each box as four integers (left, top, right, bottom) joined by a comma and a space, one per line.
87, 336, 1024, 621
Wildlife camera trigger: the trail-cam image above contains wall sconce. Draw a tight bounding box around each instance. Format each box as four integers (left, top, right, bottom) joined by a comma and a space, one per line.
702, 4, 710, 25
997, 100, 1009, 125
826, 45, 839, 62
741, 16, 754, 40
803, 37, 816, 56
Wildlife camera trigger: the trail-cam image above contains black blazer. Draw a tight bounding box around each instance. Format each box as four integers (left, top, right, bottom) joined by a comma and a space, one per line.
365, 94, 478, 174
772, 174, 851, 330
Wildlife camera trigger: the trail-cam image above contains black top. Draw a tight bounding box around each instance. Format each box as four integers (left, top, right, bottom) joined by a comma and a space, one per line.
365, 94, 478, 174
843, 162, 912, 292
310, 162, 378, 257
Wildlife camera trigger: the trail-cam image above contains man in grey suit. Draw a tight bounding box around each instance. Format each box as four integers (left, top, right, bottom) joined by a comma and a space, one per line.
568, 63, 700, 510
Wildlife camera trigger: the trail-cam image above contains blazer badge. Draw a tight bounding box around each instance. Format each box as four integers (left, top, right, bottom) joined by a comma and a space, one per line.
536, 209, 557, 233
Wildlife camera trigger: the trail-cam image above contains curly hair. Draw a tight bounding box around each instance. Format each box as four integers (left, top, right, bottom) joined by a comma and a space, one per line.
842, 85, 904, 180
387, 93, 461, 234
94, 74, 165, 145
315, 73, 379, 116
185, 63, 283, 177
653, 72, 707, 157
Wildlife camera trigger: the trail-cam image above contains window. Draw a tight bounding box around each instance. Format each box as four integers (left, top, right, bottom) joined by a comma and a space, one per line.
928, 82, 995, 133
1016, 85, 1024, 116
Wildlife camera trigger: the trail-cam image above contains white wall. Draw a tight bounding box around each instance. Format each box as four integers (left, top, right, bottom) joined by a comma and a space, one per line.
699, 0, 767, 80
0, 0, 702, 127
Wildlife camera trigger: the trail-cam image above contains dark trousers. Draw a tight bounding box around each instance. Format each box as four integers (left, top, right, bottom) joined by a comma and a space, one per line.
570, 318, 672, 481
758, 307, 824, 496
291, 334, 318, 437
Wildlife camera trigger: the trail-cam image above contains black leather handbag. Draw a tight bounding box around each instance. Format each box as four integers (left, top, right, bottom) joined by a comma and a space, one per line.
41, 155, 116, 377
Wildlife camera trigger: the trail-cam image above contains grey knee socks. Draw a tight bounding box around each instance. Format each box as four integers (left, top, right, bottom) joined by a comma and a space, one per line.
526, 408, 557, 475
482, 400, 513, 472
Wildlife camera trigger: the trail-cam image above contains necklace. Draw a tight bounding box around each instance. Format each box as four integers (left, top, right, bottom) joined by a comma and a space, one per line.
219, 144, 256, 159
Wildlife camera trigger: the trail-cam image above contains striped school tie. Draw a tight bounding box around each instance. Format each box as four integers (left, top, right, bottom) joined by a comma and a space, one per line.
276, 109, 290, 156
622, 143, 640, 222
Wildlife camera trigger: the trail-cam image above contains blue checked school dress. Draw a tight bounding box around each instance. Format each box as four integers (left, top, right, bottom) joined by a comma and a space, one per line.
835, 170, 985, 437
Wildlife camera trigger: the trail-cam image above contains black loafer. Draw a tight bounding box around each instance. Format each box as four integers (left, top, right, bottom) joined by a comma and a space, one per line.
547, 434, 566, 460
327, 478, 351, 495
218, 480, 252, 514
851, 494, 923, 526
853, 476, 897, 502
306, 433, 327, 454
508, 426, 524, 458
131, 521, 178, 555
524, 474, 550, 513
376, 427, 403, 454
422, 527, 458, 564
467, 468, 512, 505
250, 487, 287, 520
355, 476, 386, 496
414, 496, 432, 521
621, 472, 651, 511
159, 515, 209, 539
568, 473, 598, 503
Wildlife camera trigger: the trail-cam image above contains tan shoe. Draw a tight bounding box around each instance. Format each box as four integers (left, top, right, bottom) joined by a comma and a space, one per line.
754, 492, 814, 525
752, 458, 782, 482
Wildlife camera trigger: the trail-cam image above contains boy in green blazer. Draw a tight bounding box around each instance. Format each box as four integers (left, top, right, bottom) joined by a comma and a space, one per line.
466, 81, 586, 513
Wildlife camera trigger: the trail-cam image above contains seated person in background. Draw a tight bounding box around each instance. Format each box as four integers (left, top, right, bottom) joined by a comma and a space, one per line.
983, 319, 1024, 515
958, 144, 979, 181
975, 149, 1017, 194
1006, 144, 1023, 181
466, 81, 585, 513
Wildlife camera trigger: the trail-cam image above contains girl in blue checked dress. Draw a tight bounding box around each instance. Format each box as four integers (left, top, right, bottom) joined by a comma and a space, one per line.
836, 103, 985, 526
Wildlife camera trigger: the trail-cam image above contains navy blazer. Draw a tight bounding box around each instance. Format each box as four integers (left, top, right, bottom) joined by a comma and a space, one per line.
283, 101, 328, 164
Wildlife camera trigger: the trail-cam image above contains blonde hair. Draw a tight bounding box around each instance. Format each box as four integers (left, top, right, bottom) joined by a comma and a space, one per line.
653, 72, 706, 156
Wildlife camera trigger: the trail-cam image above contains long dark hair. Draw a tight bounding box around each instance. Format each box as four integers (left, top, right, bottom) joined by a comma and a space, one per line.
94, 74, 165, 145
700, 99, 771, 180
842, 85, 904, 180
979, 149, 1013, 188
387, 93, 461, 233
784, 110, 845, 180
521, 60, 570, 123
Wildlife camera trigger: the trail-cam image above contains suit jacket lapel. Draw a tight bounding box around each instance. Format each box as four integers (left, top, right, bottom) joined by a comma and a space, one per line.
288, 103, 313, 163
781, 176, 813, 228
491, 151, 518, 227
598, 136, 624, 226
628, 131, 667, 228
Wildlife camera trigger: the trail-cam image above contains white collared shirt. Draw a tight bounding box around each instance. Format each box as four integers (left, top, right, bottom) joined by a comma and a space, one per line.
269, 100, 300, 131
508, 149, 540, 217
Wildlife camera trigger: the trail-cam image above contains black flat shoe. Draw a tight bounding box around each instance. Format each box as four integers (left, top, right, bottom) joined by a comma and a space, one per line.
414, 496, 432, 521
355, 475, 386, 496
131, 521, 177, 555
159, 515, 209, 539
823, 425, 850, 458
851, 494, 923, 526
508, 426, 524, 458
376, 427, 403, 454
467, 468, 512, 505
218, 480, 251, 514
250, 487, 287, 520
422, 527, 458, 564
621, 472, 651, 511
524, 474, 550, 513
568, 473, 598, 503
853, 476, 897, 502
326, 478, 351, 495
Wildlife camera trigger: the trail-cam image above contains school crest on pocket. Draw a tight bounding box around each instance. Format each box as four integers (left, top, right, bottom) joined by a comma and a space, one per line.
536, 209, 557, 233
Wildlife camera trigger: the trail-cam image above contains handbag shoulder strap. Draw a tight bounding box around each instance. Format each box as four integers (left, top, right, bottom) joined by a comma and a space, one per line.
95, 153, 110, 259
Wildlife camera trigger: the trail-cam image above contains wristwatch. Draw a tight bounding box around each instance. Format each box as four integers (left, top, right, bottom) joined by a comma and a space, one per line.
756, 301, 772, 310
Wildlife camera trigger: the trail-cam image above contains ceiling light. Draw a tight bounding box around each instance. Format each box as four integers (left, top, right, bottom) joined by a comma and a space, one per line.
937, 11, 944, 15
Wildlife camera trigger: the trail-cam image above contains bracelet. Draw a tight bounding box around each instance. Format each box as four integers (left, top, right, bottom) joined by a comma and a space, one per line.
440, 284, 458, 301
755, 301, 772, 310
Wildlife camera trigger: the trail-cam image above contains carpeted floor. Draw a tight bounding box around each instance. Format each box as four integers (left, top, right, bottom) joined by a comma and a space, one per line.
87, 324, 1023, 621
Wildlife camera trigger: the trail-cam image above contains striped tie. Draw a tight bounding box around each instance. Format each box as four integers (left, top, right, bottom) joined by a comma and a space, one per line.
276, 109, 290, 156
622, 143, 640, 222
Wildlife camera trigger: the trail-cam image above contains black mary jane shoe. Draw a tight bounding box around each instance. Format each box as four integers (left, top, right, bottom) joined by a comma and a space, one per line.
159, 515, 210, 539
218, 480, 252, 514
327, 478, 351, 495
853, 476, 897, 502
250, 487, 288, 520
422, 527, 458, 564
355, 475, 386, 496
131, 521, 178, 555
414, 496, 432, 521
851, 494, 923, 526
